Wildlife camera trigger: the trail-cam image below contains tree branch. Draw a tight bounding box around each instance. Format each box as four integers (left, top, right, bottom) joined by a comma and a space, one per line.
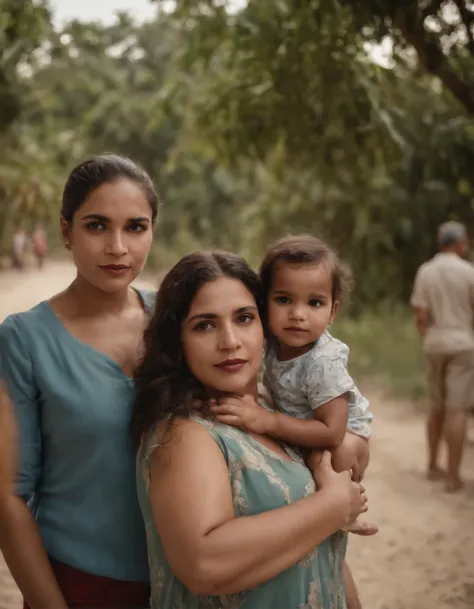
394, 9, 474, 115
452, 0, 474, 56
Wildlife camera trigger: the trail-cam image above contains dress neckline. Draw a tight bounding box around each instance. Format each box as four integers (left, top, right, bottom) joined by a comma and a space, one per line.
40, 288, 149, 381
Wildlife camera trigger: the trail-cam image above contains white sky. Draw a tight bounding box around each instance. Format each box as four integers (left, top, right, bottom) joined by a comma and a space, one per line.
50, 0, 157, 27
50, 0, 390, 65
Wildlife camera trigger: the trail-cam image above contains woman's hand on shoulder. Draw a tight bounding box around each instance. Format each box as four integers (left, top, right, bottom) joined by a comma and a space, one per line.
311, 451, 368, 528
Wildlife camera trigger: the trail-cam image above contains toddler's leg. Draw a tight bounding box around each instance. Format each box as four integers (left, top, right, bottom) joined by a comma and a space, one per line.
330, 442, 354, 474
332, 432, 370, 481
343, 562, 362, 609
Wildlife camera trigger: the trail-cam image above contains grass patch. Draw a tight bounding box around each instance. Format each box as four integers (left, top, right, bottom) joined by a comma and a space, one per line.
332, 307, 426, 401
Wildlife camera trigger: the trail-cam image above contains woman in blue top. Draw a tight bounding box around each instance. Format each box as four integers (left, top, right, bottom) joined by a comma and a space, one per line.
0, 155, 158, 609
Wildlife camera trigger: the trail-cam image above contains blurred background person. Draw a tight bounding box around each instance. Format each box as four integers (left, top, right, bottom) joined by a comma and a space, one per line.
32, 224, 48, 269
411, 221, 474, 493
11, 228, 27, 271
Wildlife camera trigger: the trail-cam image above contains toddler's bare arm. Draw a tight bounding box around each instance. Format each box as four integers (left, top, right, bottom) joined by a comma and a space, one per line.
266, 394, 349, 449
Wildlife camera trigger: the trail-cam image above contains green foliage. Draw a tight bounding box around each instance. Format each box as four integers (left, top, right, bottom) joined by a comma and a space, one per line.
333, 307, 426, 400
0, 0, 51, 130
0, 1, 55, 252
152, 0, 474, 305
345, 0, 474, 114
0, 0, 473, 320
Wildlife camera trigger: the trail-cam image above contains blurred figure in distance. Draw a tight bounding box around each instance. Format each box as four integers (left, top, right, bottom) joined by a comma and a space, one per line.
411, 221, 474, 492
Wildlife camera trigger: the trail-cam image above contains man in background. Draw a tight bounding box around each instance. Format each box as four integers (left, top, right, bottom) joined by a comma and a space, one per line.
11, 227, 26, 270
32, 224, 48, 269
411, 221, 474, 492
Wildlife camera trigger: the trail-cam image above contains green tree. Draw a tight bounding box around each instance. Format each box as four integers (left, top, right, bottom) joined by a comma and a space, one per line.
150, 0, 474, 304
0, 0, 51, 131
346, 0, 474, 115
24, 11, 246, 263
0, 0, 55, 253
2, 1, 472, 312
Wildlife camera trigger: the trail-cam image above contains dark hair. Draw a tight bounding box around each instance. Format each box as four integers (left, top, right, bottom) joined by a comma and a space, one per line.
260, 234, 353, 312
61, 154, 159, 222
131, 249, 263, 448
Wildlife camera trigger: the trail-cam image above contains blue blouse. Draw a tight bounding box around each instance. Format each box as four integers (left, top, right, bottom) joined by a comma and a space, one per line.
0, 290, 154, 581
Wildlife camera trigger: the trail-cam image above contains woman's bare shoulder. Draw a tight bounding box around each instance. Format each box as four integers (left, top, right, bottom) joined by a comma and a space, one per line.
149, 415, 215, 449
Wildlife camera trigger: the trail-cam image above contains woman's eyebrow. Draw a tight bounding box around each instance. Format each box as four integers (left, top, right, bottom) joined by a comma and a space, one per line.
80, 214, 110, 222
188, 312, 217, 323
188, 305, 257, 324
235, 305, 258, 314
80, 214, 150, 223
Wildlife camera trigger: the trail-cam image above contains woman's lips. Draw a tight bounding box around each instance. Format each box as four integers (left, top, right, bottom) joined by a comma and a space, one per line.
98, 264, 131, 276
214, 358, 248, 373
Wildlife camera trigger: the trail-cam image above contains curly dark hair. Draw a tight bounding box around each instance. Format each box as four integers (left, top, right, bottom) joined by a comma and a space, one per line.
131, 249, 263, 449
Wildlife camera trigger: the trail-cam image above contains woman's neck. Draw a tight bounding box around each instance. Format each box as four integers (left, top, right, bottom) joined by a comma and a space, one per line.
210, 379, 260, 402
63, 274, 136, 317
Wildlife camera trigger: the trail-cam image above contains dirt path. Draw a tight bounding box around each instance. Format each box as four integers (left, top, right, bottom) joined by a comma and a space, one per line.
1, 261, 474, 609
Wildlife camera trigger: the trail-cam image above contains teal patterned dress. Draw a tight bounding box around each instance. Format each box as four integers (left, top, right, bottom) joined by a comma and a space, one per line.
137, 414, 347, 609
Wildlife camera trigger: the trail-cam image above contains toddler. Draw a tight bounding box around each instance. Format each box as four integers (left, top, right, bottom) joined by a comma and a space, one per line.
260, 235, 372, 472
260, 235, 374, 533
212, 235, 375, 532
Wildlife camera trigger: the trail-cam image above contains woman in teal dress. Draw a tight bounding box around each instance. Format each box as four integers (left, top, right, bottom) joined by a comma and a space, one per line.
132, 250, 369, 609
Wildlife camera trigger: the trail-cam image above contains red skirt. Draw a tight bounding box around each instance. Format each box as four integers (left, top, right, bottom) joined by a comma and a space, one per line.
23, 558, 150, 609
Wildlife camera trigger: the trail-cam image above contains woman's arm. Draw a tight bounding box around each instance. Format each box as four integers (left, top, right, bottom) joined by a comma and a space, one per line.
0, 382, 17, 498
0, 387, 67, 609
149, 419, 366, 596
0, 324, 68, 609
0, 496, 68, 609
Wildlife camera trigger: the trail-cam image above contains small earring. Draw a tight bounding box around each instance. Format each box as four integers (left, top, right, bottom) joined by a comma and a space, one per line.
65, 240, 70, 248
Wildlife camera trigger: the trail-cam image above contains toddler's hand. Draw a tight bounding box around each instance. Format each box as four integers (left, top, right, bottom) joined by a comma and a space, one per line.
210, 395, 275, 435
